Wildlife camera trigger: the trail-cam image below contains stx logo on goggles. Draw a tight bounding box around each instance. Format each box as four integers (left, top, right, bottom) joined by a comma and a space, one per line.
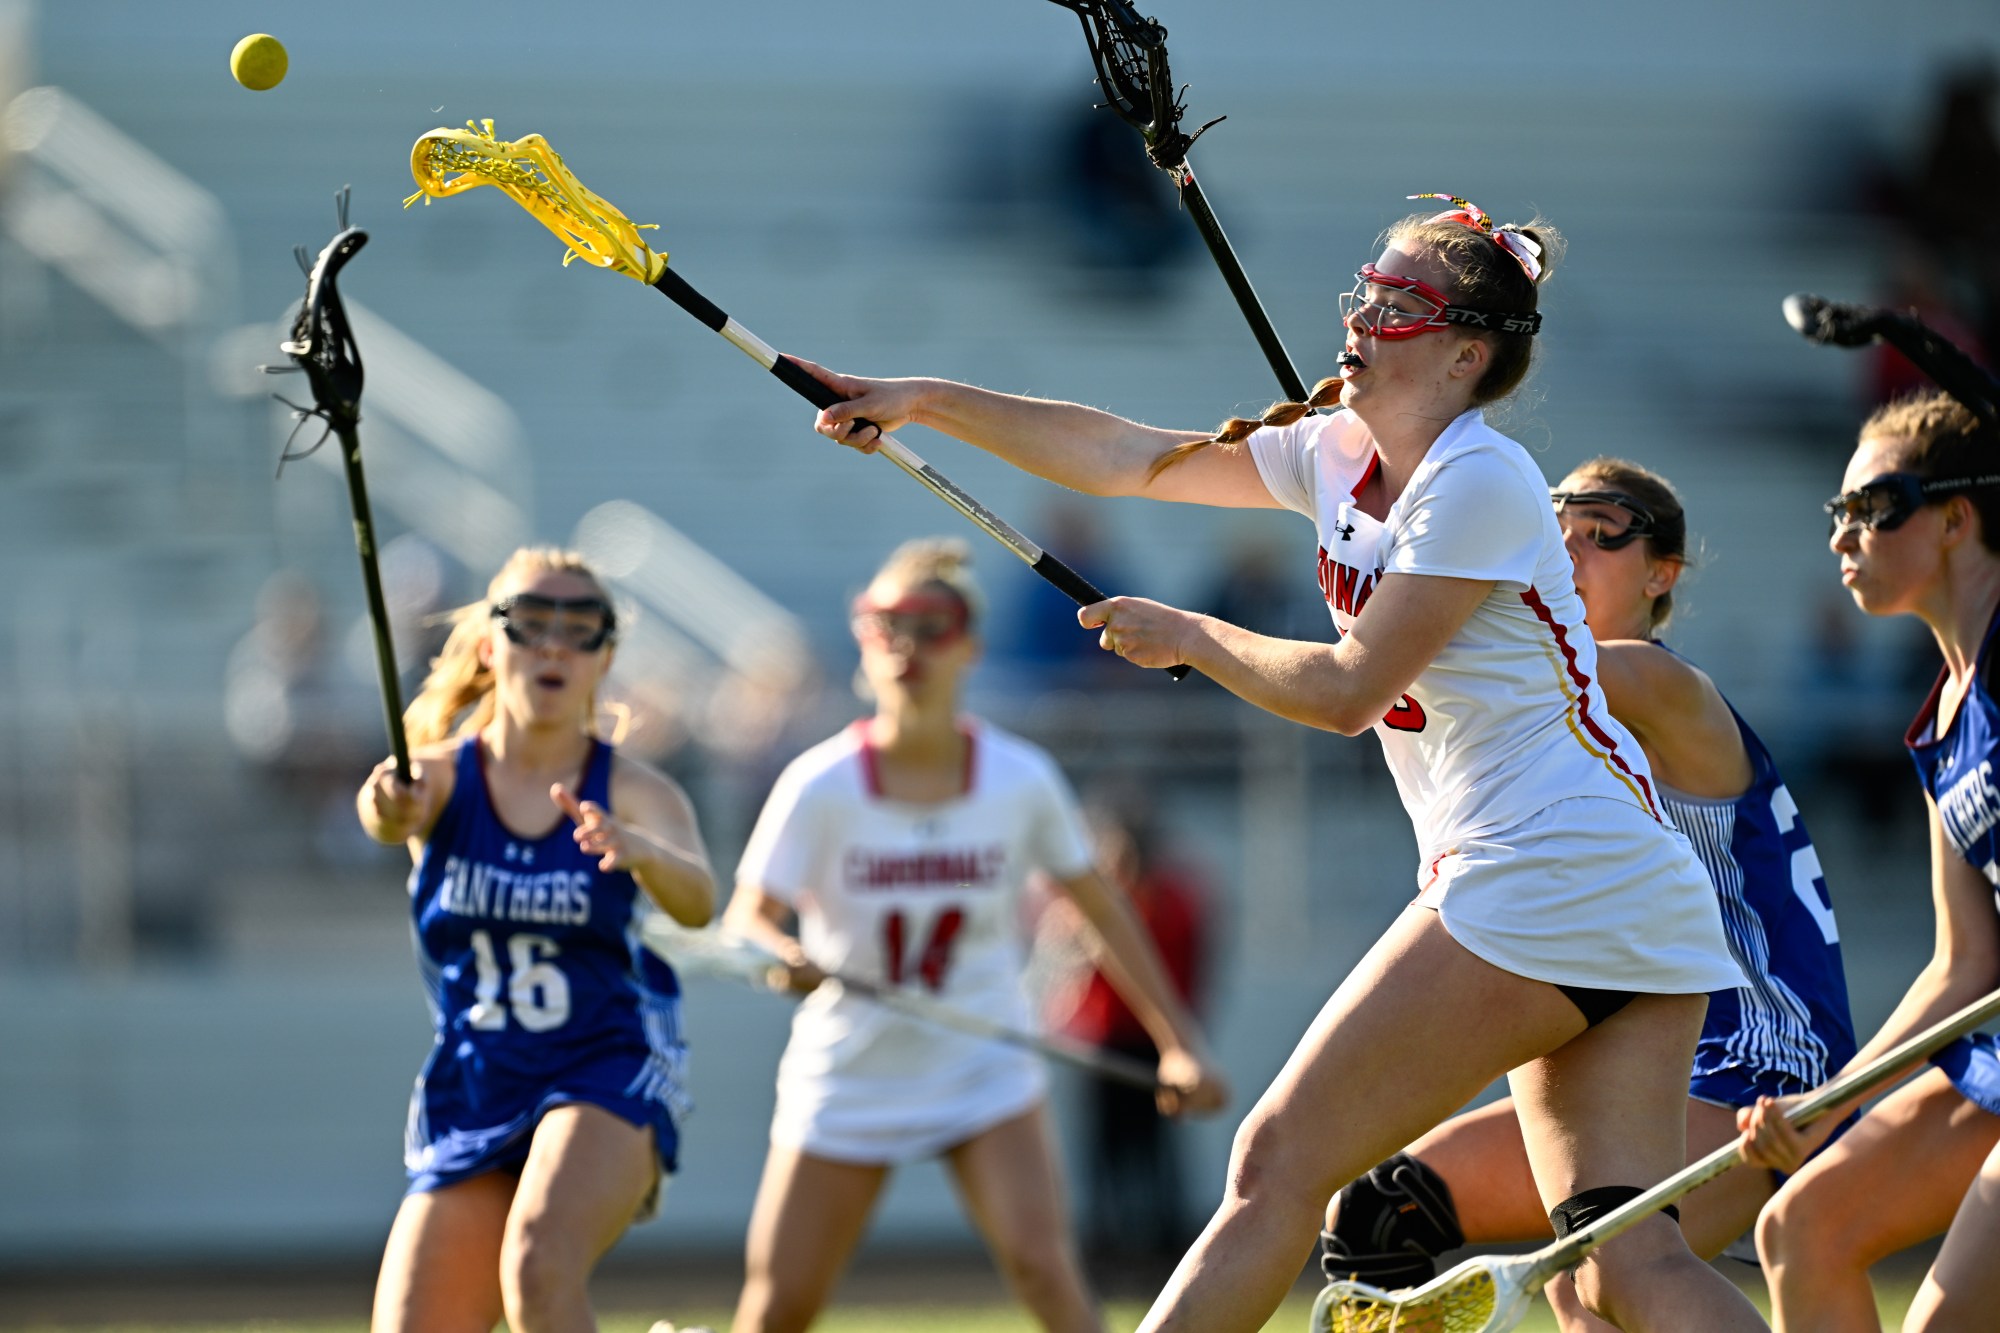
1441, 307, 1543, 335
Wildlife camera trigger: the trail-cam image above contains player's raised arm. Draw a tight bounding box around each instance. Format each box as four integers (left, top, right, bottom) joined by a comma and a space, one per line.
797, 359, 1284, 509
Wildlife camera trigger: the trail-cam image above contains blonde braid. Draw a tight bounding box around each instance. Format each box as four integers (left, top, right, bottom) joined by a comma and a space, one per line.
403, 601, 498, 748
1147, 376, 1346, 481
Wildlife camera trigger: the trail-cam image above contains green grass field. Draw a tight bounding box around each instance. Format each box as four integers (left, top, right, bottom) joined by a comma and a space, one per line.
5, 1283, 1930, 1333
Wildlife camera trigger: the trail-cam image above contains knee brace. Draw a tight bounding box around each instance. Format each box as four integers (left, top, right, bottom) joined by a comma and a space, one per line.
1320, 1152, 1465, 1289
1548, 1186, 1679, 1241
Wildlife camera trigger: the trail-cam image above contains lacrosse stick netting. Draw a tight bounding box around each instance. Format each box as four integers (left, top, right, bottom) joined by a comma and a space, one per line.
1045, 0, 1307, 401
406, 120, 1190, 678
272, 187, 411, 781
407, 121, 665, 282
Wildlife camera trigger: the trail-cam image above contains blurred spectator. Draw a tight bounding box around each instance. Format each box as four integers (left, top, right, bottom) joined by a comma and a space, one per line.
226, 569, 371, 770
998, 495, 1135, 687
1055, 105, 1193, 301
1869, 244, 1989, 408
1197, 532, 1324, 646
1042, 791, 1213, 1267
1903, 61, 2000, 359
1861, 61, 1999, 409
225, 569, 385, 864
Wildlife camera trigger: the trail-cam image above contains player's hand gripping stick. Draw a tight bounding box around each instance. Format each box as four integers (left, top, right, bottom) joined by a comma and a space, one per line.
642, 921, 1168, 1092
1313, 980, 2000, 1332
407, 121, 1190, 679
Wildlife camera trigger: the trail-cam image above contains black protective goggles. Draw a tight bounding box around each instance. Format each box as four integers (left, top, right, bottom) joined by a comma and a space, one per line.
1823, 471, 2000, 537
1550, 489, 1658, 551
490, 594, 617, 652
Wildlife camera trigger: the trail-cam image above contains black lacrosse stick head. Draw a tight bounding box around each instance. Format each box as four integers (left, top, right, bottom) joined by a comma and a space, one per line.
280, 207, 369, 430
1047, 0, 1213, 170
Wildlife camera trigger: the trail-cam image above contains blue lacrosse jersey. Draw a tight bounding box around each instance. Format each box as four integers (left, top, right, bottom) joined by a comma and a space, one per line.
402, 736, 690, 1190
1908, 616, 2000, 1115
1660, 697, 1856, 1104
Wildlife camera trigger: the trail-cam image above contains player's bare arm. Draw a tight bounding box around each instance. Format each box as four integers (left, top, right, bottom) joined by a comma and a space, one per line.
1095, 572, 1491, 735
720, 885, 823, 992
1054, 867, 1230, 1117
1592, 639, 1753, 798
1744, 798, 2000, 1169
357, 739, 461, 850
799, 360, 1279, 509
560, 757, 715, 926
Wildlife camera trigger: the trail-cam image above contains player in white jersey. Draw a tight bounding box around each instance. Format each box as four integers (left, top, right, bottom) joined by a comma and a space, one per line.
799, 198, 1759, 1333
1322, 458, 1853, 1333
723, 538, 1229, 1333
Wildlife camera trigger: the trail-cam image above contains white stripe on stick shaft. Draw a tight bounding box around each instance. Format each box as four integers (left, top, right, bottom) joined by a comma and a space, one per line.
872, 433, 1046, 567
718, 317, 779, 368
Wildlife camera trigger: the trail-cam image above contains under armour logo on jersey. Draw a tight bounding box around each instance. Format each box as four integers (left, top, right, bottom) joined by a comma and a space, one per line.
1334, 521, 1357, 542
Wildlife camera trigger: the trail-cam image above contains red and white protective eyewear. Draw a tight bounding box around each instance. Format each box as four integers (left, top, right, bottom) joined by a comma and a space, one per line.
850, 592, 969, 648
1339, 265, 1544, 341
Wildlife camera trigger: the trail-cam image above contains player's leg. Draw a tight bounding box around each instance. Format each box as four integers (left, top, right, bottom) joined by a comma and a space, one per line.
371, 1171, 515, 1333
1906, 1135, 2000, 1331
1511, 993, 1766, 1332
1539, 1095, 1777, 1332
1756, 1067, 1999, 1333
1135, 905, 1589, 1333
943, 1102, 1101, 1333
498, 1103, 659, 1333
1319, 1097, 1543, 1291
731, 1143, 890, 1333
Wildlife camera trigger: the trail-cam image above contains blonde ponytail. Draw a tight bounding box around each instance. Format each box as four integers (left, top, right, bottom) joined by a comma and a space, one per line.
867, 535, 985, 626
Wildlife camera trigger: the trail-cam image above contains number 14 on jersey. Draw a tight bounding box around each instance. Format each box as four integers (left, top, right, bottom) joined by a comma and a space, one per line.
881, 906, 965, 991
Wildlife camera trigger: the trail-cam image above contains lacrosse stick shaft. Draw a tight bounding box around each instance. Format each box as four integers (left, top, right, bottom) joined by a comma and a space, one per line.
334, 423, 411, 782
1785, 294, 2000, 429
1173, 161, 1309, 403
825, 967, 1163, 1090
648, 266, 1191, 679
1538, 981, 2000, 1276
1876, 314, 2000, 429
643, 921, 1163, 1090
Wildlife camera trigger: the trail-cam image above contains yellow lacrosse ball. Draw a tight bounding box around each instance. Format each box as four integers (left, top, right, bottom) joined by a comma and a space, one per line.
230, 34, 288, 91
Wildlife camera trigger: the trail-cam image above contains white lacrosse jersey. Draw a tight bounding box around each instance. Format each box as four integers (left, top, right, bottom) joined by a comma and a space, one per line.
1250, 406, 1664, 855
1249, 407, 1743, 994
736, 718, 1095, 1161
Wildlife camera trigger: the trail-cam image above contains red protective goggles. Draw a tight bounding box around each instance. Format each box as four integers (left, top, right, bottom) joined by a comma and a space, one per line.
850, 592, 969, 648
1340, 264, 1543, 341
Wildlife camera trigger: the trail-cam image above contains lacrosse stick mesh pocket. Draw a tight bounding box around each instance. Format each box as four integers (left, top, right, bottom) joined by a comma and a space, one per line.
1316, 1265, 1499, 1333
406, 119, 666, 282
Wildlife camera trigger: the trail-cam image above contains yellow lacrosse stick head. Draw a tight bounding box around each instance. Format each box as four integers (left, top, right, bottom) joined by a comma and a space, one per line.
1313, 1265, 1502, 1333
405, 119, 667, 284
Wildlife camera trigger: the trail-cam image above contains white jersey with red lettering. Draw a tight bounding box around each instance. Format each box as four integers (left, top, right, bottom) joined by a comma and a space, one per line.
736, 718, 1095, 1162
1248, 407, 1743, 994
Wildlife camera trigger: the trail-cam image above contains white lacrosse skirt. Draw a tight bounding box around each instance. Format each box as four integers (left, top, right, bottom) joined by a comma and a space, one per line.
770, 1038, 1045, 1164
1418, 795, 1744, 994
